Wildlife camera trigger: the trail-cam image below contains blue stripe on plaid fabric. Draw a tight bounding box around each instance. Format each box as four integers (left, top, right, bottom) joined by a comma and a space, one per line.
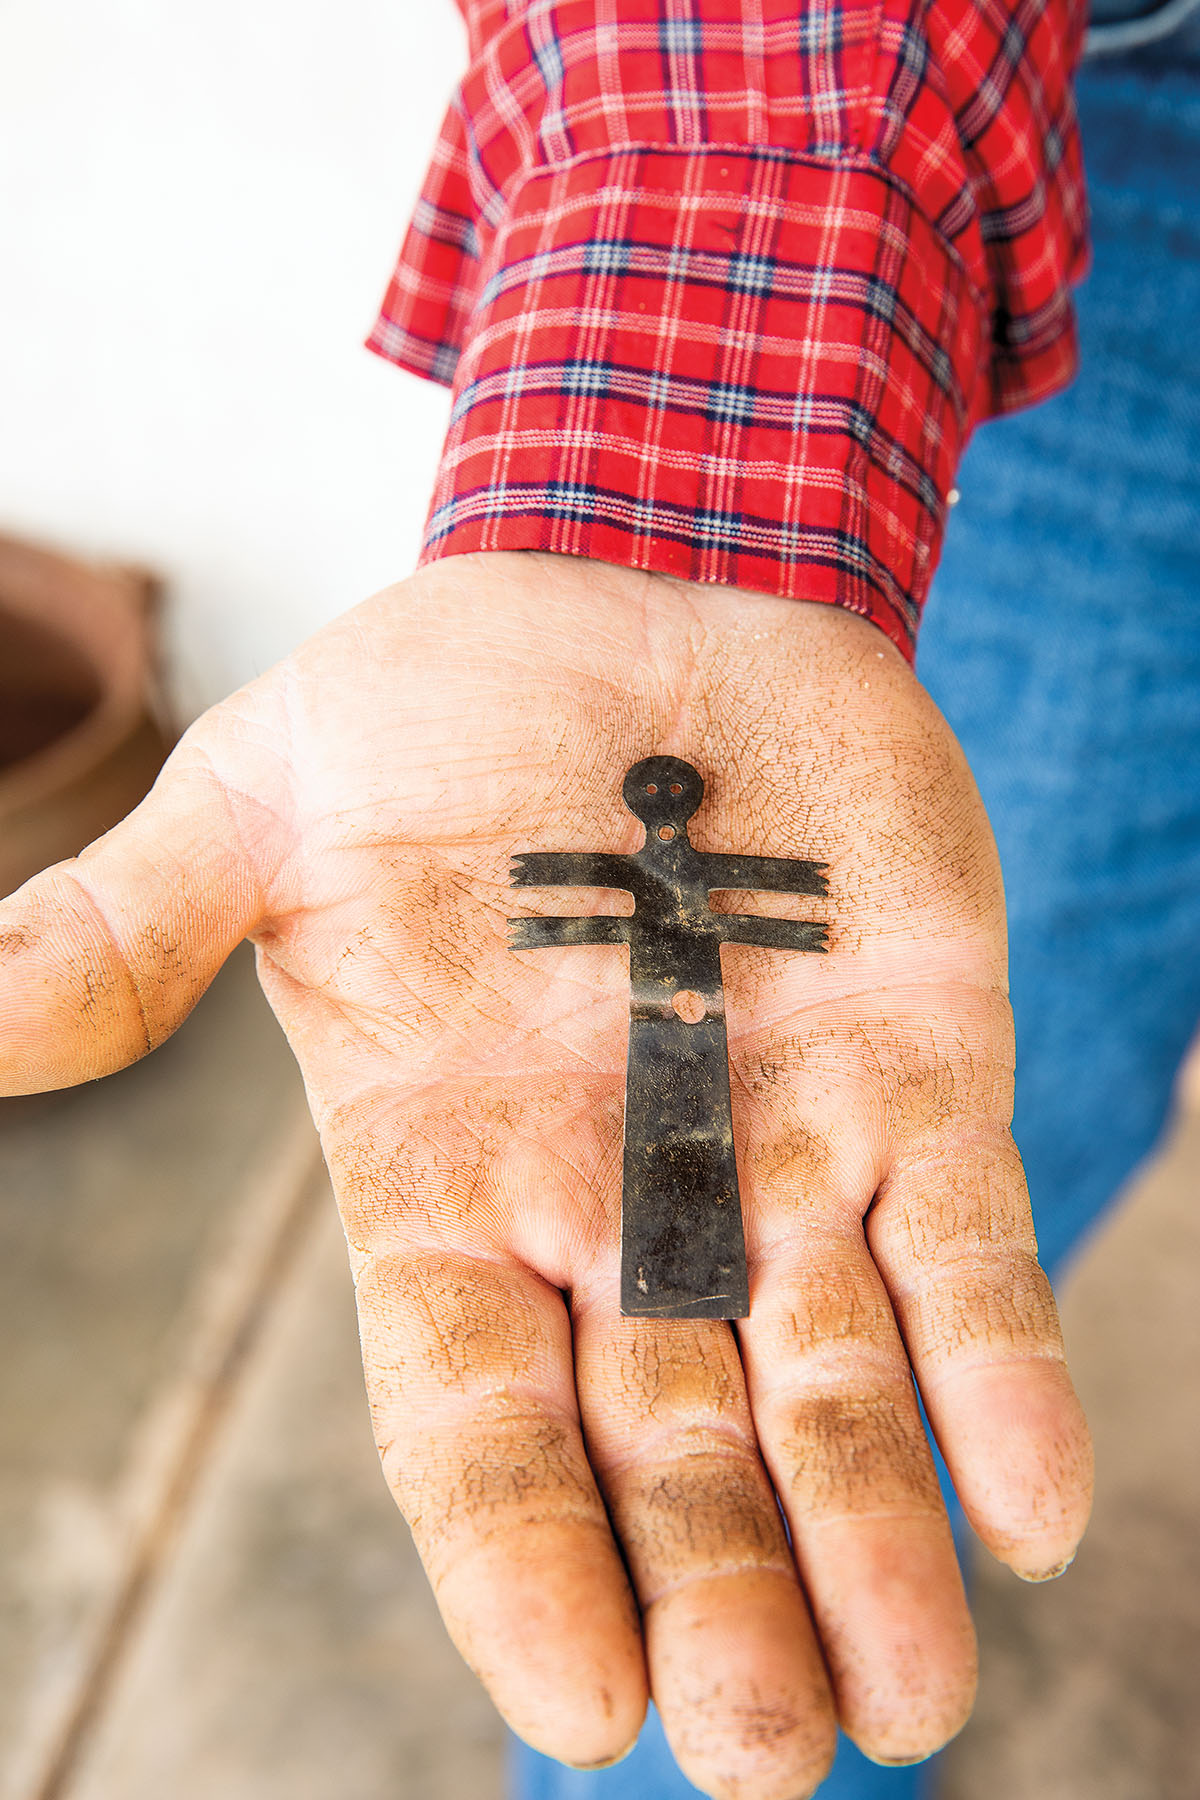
935, 190, 977, 241
369, 318, 463, 384
658, 16, 704, 55
954, 3, 1032, 147
424, 481, 919, 626
527, 5, 574, 161
411, 197, 481, 260
470, 241, 959, 406
555, 361, 614, 398
449, 362, 942, 492
992, 284, 1075, 354
873, 21, 932, 160
449, 381, 949, 518
726, 252, 778, 295
485, 6, 878, 161
531, 30, 566, 90
703, 381, 763, 425
657, 3, 706, 146
581, 240, 634, 277
980, 188, 1053, 240
456, 103, 508, 231
446, 362, 944, 513
798, 5, 844, 53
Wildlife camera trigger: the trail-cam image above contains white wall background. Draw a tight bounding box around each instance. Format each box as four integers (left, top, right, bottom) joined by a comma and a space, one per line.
0, 0, 464, 719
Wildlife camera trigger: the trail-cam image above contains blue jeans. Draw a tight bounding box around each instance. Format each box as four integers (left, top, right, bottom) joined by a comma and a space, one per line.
515, 30, 1200, 1800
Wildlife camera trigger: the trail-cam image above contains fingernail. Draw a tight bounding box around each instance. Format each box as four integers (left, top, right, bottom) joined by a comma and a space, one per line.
1015, 1552, 1076, 1583
565, 1743, 638, 1771
870, 1754, 928, 1768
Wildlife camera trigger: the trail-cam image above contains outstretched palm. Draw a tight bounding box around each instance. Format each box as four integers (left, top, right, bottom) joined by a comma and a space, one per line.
0, 552, 1091, 1800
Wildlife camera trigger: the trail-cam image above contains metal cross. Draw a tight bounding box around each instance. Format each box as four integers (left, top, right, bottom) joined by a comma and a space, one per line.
509, 755, 828, 1320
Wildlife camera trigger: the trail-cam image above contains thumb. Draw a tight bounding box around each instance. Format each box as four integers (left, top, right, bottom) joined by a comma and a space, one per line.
0, 745, 266, 1095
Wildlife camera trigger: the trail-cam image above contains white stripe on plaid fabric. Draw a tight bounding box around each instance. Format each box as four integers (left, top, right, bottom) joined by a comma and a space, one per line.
447, 362, 943, 514
425, 479, 917, 619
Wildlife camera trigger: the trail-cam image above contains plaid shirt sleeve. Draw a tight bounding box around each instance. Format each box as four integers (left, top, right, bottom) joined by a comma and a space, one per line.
367, 0, 1087, 659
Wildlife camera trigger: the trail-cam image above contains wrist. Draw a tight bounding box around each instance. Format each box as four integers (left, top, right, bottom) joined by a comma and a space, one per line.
430, 547, 922, 705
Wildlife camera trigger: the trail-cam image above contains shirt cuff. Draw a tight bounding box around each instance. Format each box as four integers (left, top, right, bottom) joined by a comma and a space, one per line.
370, 144, 986, 660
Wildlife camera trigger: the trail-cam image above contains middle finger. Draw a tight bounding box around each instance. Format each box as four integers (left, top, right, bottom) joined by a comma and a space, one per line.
572, 1283, 837, 1800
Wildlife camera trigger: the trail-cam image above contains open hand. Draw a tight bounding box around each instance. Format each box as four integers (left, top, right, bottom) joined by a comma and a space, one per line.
0, 552, 1092, 1799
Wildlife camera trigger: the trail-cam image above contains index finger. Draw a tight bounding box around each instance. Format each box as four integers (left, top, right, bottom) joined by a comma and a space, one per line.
349, 1235, 647, 1768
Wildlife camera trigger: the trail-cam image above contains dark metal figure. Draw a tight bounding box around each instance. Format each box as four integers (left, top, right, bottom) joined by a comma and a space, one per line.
509, 756, 828, 1320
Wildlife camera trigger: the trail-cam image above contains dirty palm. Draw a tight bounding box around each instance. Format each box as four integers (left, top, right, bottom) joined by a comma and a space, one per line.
0, 555, 1092, 1800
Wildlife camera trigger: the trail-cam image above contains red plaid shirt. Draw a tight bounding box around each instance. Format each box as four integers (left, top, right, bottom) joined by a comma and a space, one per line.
369, 0, 1087, 659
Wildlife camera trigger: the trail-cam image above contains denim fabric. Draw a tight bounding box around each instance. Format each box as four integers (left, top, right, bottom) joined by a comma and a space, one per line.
512, 38, 1200, 1800
924, 41, 1200, 1282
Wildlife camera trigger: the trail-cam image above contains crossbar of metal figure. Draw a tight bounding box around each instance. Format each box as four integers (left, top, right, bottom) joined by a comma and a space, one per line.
509, 755, 828, 1319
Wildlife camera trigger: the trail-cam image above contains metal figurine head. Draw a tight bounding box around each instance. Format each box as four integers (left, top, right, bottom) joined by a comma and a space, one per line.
622, 756, 704, 841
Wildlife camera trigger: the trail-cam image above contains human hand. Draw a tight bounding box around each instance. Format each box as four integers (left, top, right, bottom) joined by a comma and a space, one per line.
0, 553, 1092, 1799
